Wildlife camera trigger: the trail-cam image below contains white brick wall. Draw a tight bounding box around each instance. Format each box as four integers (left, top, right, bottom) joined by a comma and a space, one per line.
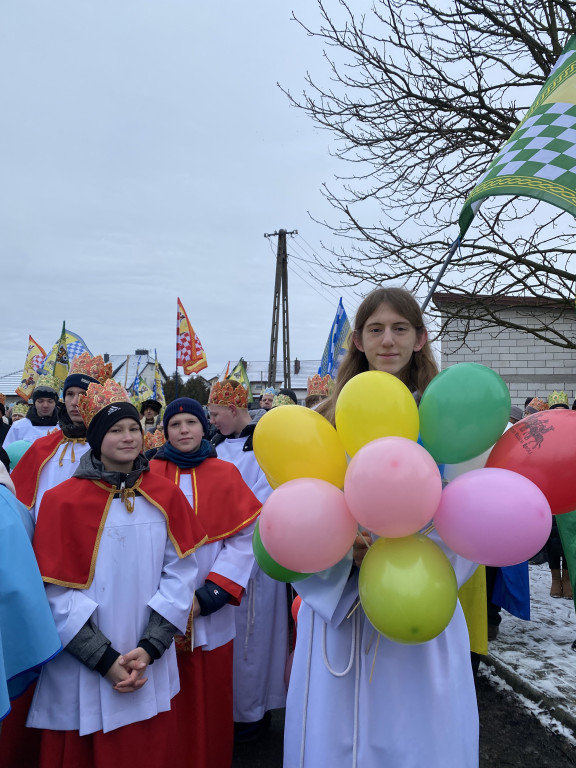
437, 303, 576, 407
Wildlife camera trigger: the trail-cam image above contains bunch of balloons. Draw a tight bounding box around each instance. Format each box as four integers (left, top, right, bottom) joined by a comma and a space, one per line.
253, 363, 559, 644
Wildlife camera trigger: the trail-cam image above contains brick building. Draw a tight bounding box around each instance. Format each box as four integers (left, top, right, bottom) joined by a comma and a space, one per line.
433, 292, 576, 409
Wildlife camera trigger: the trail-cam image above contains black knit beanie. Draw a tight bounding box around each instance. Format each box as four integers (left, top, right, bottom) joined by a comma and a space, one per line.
63, 373, 99, 397
87, 401, 142, 459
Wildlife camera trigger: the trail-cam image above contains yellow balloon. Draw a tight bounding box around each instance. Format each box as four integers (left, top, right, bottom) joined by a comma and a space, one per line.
335, 371, 419, 456
253, 406, 348, 488
358, 534, 457, 644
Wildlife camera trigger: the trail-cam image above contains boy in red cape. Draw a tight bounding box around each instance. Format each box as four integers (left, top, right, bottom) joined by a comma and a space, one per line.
28, 380, 206, 768
148, 397, 261, 768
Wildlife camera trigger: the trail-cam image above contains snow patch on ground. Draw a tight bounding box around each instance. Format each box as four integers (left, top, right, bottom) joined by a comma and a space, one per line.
484, 563, 576, 742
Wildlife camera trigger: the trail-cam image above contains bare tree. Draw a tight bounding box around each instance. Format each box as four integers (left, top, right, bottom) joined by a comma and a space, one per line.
284, 0, 576, 347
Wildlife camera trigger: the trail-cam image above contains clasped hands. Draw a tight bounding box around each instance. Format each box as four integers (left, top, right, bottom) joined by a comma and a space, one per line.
106, 647, 152, 694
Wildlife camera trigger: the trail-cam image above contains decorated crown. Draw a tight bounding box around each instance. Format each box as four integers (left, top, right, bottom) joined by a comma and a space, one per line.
263, 387, 278, 396
272, 393, 297, 407
307, 373, 333, 397
548, 390, 569, 408
525, 397, 549, 414
12, 402, 30, 417
143, 427, 166, 451
208, 381, 248, 409
0, 393, 5, 407
78, 379, 132, 428
34, 372, 62, 394
69, 352, 113, 384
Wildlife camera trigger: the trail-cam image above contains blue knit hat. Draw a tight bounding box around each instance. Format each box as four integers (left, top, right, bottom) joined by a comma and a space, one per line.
163, 398, 209, 436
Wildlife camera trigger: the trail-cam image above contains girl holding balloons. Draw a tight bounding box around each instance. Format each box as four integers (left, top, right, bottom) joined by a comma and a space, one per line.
283, 287, 480, 768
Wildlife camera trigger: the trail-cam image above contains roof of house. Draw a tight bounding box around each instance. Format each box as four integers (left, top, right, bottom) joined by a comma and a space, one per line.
244, 359, 321, 392
0, 370, 25, 399
433, 291, 569, 309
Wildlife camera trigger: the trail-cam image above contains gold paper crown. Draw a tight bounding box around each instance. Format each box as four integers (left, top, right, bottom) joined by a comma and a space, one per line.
78, 379, 132, 428
143, 428, 167, 451
208, 381, 248, 409
307, 374, 333, 397
12, 402, 30, 417
525, 397, 549, 413
0, 393, 5, 407
34, 372, 61, 394
69, 352, 113, 384
272, 393, 297, 407
548, 390, 569, 408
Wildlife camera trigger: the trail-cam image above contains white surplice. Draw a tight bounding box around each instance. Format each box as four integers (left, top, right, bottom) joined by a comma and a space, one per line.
284, 530, 479, 768
27, 495, 198, 736
215, 435, 288, 721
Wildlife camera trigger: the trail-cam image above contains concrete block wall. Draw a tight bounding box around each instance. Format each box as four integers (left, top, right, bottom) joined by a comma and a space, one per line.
439, 305, 576, 409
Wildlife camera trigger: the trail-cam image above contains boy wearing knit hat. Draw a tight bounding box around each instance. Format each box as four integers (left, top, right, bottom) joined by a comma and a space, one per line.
10, 354, 112, 524
3, 375, 61, 448
27, 380, 206, 768
148, 397, 261, 768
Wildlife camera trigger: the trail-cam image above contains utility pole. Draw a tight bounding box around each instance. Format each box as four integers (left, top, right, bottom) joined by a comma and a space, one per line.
264, 228, 297, 389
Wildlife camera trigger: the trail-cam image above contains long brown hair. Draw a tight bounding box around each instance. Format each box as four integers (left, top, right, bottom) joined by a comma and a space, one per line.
317, 287, 438, 426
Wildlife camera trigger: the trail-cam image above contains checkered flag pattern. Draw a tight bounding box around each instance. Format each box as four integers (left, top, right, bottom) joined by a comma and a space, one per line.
67, 339, 88, 360
460, 36, 576, 237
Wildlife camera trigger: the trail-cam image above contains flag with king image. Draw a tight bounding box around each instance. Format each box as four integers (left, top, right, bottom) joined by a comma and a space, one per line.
16, 335, 47, 401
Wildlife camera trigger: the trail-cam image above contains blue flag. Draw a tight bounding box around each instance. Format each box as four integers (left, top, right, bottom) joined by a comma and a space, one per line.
132, 356, 142, 396
318, 298, 351, 379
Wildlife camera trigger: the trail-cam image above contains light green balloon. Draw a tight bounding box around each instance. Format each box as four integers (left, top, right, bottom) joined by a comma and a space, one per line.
359, 535, 457, 645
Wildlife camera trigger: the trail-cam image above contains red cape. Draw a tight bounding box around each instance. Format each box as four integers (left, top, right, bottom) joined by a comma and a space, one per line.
33, 472, 208, 589
149, 457, 261, 542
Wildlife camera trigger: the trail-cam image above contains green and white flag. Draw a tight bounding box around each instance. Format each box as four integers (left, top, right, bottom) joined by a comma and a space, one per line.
460, 36, 576, 237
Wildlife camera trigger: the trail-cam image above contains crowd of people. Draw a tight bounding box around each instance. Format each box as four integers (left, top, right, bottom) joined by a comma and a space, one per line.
0, 285, 568, 768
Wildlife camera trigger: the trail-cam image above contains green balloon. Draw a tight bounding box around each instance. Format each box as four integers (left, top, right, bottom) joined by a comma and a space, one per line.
252, 521, 310, 583
5, 439, 32, 469
419, 363, 510, 464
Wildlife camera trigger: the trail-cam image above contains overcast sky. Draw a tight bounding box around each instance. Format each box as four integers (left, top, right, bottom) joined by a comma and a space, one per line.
0, 1, 369, 380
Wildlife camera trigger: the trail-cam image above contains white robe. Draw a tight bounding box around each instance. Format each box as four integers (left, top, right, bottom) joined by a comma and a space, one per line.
176, 472, 255, 652
284, 530, 479, 768
27, 495, 198, 735
3, 419, 58, 447
215, 435, 288, 721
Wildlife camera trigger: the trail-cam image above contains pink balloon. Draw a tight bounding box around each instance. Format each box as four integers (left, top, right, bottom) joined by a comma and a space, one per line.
434, 468, 552, 566
259, 478, 358, 573
344, 437, 443, 537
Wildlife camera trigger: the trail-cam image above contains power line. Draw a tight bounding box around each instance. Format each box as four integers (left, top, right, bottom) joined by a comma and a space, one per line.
266, 237, 335, 307
288, 236, 360, 310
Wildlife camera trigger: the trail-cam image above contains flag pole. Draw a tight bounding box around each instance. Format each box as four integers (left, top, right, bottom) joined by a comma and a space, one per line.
420, 237, 460, 313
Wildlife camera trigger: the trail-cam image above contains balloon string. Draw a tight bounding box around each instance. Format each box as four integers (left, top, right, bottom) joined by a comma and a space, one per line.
346, 598, 362, 620
369, 633, 381, 684
421, 523, 436, 536
357, 528, 371, 547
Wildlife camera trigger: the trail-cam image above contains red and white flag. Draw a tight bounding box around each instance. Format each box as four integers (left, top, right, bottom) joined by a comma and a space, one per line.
176, 298, 207, 375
